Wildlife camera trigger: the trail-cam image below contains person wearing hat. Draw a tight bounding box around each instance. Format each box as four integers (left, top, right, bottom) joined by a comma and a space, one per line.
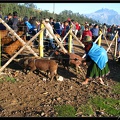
82, 35, 110, 85
45, 18, 56, 50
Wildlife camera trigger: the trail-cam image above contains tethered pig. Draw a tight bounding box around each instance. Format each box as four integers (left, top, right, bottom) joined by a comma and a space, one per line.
22, 58, 58, 81
55, 50, 83, 73
3, 35, 26, 56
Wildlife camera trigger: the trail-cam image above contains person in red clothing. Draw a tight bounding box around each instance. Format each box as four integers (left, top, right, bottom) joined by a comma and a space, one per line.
75, 21, 80, 36
80, 25, 92, 43
61, 21, 70, 51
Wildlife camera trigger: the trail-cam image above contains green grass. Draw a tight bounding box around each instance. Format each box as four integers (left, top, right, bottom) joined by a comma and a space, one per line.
77, 95, 120, 117
5, 76, 16, 83
0, 76, 16, 83
112, 82, 120, 94
77, 103, 94, 116
54, 104, 76, 117
91, 96, 120, 116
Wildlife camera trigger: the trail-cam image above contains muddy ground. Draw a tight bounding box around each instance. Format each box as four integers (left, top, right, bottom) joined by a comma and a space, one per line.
0, 39, 120, 117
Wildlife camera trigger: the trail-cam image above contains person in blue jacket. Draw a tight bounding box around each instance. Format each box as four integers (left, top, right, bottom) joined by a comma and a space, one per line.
90, 24, 99, 42
82, 35, 110, 85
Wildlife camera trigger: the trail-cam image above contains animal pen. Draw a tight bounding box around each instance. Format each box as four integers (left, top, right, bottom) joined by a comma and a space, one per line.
0, 17, 119, 74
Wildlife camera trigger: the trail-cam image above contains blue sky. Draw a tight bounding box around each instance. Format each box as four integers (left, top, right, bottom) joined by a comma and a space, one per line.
34, 3, 120, 14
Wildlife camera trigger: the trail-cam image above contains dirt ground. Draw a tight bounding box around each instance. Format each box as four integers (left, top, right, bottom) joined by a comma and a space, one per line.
0, 39, 120, 117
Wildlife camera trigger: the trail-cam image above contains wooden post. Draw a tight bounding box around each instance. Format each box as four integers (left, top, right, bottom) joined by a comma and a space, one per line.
0, 28, 45, 73
114, 32, 118, 59
42, 20, 67, 53
70, 31, 85, 48
107, 32, 117, 52
68, 25, 72, 53
39, 23, 44, 57
50, 29, 72, 57
104, 36, 114, 58
98, 32, 102, 46
0, 18, 38, 57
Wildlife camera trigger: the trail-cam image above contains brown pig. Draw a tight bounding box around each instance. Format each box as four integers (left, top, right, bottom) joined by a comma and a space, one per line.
22, 58, 58, 81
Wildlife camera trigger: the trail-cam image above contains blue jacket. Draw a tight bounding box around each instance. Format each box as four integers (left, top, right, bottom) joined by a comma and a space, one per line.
91, 28, 99, 36
25, 21, 33, 30
87, 42, 108, 70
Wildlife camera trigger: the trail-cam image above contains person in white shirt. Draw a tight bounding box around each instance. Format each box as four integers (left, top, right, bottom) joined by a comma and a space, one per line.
45, 18, 56, 49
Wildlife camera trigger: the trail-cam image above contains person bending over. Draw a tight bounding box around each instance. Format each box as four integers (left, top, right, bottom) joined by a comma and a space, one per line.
82, 35, 110, 85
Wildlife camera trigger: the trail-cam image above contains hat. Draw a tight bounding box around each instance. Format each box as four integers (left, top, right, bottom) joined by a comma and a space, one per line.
85, 25, 89, 28
45, 18, 49, 22
83, 35, 92, 43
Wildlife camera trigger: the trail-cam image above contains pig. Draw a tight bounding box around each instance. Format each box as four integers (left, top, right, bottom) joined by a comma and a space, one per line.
54, 50, 83, 73
21, 58, 58, 81
3, 35, 26, 56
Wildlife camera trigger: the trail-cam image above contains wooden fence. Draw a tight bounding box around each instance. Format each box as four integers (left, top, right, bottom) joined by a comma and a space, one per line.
0, 18, 118, 73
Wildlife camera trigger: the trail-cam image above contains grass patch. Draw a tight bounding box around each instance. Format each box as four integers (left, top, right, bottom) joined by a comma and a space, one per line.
91, 96, 120, 116
54, 104, 76, 117
77, 95, 120, 117
5, 76, 16, 83
77, 103, 94, 116
112, 82, 120, 94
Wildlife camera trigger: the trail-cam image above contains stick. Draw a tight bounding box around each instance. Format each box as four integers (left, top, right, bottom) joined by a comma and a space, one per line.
104, 36, 114, 58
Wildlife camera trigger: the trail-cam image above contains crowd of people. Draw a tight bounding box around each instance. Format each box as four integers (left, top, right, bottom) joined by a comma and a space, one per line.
0, 11, 120, 57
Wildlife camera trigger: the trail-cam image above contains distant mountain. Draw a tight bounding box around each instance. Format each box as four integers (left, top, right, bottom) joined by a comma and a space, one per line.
85, 8, 120, 25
